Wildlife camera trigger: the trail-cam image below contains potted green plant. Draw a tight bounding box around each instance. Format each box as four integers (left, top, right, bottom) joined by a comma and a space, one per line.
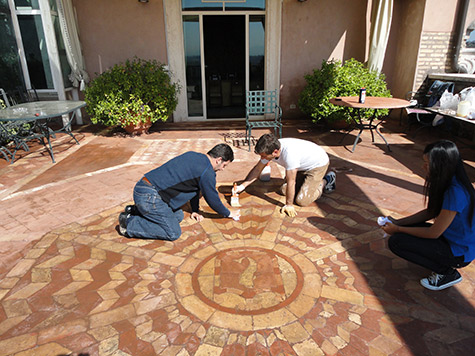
84, 57, 180, 134
298, 58, 391, 128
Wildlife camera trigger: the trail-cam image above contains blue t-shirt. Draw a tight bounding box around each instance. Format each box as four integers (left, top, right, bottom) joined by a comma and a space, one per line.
145, 152, 230, 217
442, 177, 475, 262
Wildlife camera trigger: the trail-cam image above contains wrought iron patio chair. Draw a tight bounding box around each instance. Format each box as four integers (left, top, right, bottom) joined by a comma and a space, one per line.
245, 90, 282, 151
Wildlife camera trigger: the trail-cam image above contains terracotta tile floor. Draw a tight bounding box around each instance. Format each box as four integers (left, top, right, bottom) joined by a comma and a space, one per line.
0, 120, 474, 355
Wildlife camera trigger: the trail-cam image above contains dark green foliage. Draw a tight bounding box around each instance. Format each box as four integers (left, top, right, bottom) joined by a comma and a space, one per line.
298, 59, 391, 123
84, 58, 180, 127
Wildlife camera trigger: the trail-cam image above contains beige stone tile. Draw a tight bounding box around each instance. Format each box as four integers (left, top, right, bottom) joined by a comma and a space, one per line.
88, 325, 119, 341
69, 269, 93, 282
253, 308, 297, 330
179, 295, 214, 322
301, 273, 322, 298
194, 344, 223, 356
178, 256, 200, 273
72, 258, 103, 270
280, 321, 309, 343
151, 252, 185, 267
6, 282, 48, 300
0, 277, 19, 289
321, 285, 364, 306
30, 268, 52, 283
0, 334, 37, 356
286, 294, 316, 318
96, 240, 128, 253
89, 299, 119, 315
175, 273, 193, 297
2, 299, 31, 317
6, 259, 36, 278
13, 342, 71, 356
208, 311, 253, 331
99, 335, 119, 355
292, 339, 324, 356
134, 293, 176, 315
23, 248, 46, 259
36, 255, 72, 269
89, 304, 136, 329
53, 281, 90, 296
38, 319, 87, 344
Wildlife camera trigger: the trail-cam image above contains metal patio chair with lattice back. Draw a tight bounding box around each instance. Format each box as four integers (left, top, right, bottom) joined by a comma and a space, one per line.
245, 89, 282, 151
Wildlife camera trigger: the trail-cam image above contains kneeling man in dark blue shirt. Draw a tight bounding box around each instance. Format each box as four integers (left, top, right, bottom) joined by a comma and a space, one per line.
119, 143, 240, 240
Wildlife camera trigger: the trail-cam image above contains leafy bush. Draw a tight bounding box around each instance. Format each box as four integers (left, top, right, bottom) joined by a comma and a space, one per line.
84, 58, 180, 128
298, 58, 391, 124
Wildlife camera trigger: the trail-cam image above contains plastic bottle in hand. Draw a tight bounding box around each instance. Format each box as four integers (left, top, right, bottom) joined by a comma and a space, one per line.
377, 216, 391, 237
231, 183, 241, 207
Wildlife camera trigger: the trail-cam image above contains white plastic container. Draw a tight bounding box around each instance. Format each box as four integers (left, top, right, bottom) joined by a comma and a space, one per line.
259, 163, 271, 182
457, 100, 471, 118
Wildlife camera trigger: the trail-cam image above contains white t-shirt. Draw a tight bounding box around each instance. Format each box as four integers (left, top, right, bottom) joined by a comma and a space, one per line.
261, 138, 329, 171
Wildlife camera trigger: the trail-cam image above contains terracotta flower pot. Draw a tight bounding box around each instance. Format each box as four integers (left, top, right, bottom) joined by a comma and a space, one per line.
122, 118, 152, 135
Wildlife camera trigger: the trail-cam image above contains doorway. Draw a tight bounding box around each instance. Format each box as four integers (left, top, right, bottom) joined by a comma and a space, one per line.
204, 15, 245, 119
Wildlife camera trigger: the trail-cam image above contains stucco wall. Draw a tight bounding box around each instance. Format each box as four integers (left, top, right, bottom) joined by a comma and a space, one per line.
280, 0, 370, 119
72, 0, 167, 79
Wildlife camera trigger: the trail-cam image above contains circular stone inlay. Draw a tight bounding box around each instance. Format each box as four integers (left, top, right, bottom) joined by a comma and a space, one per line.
191, 247, 304, 315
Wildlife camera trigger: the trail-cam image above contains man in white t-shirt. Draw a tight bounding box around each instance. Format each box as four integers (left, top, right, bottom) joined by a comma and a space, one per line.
236, 134, 335, 217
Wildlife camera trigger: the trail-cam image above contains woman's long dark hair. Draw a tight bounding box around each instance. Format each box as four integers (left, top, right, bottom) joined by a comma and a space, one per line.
423, 140, 475, 226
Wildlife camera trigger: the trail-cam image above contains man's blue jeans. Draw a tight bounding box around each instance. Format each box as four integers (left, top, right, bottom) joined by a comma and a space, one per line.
126, 179, 184, 240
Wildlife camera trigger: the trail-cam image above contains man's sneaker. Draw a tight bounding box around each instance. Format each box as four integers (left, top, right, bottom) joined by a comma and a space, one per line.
125, 205, 138, 215
323, 171, 336, 193
420, 270, 462, 290
118, 212, 129, 237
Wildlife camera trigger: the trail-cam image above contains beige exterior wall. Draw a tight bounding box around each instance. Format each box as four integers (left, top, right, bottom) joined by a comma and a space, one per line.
280, 0, 369, 119
72, 0, 167, 78
70, 0, 471, 121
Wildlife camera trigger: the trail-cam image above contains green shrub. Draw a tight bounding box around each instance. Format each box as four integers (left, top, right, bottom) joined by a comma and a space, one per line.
84, 58, 180, 128
298, 58, 391, 124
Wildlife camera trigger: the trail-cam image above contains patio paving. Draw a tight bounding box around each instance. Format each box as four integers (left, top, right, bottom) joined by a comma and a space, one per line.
0, 119, 474, 355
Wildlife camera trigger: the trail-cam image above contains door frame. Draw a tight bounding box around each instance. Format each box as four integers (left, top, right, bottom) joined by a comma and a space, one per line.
163, 0, 282, 122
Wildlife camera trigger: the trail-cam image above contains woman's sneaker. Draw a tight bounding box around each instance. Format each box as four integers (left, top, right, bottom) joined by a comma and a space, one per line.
323, 171, 336, 193
420, 270, 462, 290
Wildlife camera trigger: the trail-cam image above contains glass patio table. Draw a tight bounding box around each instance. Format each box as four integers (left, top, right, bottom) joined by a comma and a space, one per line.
0, 100, 86, 163
329, 96, 411, 152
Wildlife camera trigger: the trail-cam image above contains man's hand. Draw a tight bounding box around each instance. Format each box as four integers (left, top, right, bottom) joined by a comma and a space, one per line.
235, 184, 245, 193
229, 209, 241, 221
281, 205, 297, 217
191, 212, 204, 222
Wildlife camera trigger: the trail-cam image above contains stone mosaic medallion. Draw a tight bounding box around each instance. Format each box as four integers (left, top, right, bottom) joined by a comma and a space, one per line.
176, 240, 322, 331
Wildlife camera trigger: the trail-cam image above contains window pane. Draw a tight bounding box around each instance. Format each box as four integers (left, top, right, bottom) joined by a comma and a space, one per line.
225, 0, 265, 10
249, 15, 264, 90
18, 15, 53, 89
14, 0, 40, 10
182, 0, 265, 11
183, 15, 203, 116
53, 15, 72, 87
0, 1, 24, 91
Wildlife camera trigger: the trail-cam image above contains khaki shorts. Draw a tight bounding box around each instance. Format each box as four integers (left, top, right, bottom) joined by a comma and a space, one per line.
280, 163, 329, 206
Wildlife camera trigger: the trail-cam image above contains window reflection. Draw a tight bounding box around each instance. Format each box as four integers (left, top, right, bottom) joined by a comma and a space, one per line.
183, 15, 203, 116
249, 15, 264, 90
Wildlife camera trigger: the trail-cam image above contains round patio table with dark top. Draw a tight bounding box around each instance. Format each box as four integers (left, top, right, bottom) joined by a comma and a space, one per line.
329, 96, 411, 152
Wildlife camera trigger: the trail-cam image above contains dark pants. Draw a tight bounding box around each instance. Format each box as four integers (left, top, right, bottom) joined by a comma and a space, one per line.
387, 223, 469, 274
126, 179, 184, 240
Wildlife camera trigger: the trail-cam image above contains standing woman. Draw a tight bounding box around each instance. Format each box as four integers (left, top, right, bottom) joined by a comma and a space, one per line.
382, 140, 475, 290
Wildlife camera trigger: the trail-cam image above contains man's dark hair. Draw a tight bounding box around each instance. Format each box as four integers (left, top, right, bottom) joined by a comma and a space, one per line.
254, 134, 281, 155
208, 143, 234, 162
